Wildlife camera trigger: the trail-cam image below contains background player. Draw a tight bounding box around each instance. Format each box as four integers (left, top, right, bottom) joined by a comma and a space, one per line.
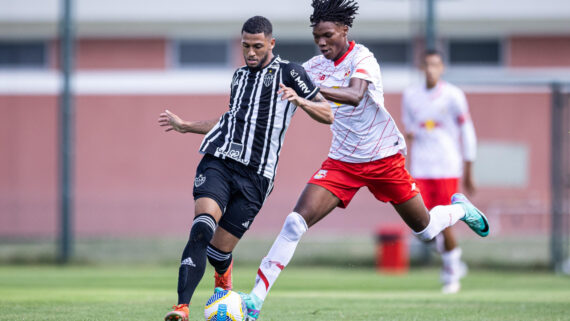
158, 16, 332, 321
239, 1, 489, 320
401, 49, 477, 294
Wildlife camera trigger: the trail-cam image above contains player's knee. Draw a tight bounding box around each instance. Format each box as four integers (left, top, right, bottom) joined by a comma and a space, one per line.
281, 212, 308, 242
190, 214, 216, 244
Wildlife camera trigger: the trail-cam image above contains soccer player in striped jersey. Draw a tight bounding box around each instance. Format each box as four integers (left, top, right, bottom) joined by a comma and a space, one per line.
159, 16, 332, 321
239, 1, 489, 319
402, 50, 477, 294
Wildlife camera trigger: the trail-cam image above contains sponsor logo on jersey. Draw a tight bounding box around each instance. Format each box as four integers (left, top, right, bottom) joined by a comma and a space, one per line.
313, 169, 328, 179
216, 143, 249, 165
422, 119, 438, 131
411, 183, 416, 191
181, 257, 196, 267
319, 74, 326, 81
290, 69, 311, 94
194, 174, 206, 187
241, 221, 250, 229
344, 69, 351, 77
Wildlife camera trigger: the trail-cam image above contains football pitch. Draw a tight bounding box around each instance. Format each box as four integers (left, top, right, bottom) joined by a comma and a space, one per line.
0, 265, 569, 321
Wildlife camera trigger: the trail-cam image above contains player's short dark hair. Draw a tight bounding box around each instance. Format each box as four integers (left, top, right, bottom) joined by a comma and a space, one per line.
423, 49, 444, 60
310, 0, 359, 27
242, 16, 273, 37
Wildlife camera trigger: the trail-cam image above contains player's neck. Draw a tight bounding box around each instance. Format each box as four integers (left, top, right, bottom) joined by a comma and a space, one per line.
258, 53, 275, 70
426, 80, 439, 90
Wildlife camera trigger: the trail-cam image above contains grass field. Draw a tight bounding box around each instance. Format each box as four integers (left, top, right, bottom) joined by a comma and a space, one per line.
1, 264, 569, 321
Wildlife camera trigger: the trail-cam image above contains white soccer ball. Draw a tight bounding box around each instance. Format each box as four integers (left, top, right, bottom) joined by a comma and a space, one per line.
204, 289, 246, 321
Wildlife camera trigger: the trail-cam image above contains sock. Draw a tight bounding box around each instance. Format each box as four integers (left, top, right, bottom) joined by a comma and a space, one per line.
414, 204, 465, 241
442, 247, 462, 268
207, 244, 232, 274
251, 212, 308, 301
177, 214, 216, 304
441, 247, 463, 283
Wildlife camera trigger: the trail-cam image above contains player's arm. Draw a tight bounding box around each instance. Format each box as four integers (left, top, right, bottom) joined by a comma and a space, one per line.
319, 77, 368, 107
455, 90, 477, 194
278, 84, 333, 124
158, 109, 217, 134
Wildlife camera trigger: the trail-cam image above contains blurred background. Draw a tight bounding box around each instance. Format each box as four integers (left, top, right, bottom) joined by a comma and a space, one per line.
1, 0, 569, 272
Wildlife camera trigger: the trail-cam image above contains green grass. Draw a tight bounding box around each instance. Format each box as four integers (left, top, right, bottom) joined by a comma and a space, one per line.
1, 264, 569, 321
0, 265, 570, 321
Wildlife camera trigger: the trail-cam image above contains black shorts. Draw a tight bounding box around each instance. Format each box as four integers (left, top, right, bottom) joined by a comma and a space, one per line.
192, 154, 272, 238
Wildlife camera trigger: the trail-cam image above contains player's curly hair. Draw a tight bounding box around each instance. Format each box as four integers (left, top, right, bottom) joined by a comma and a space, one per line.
310, 0, 359, 27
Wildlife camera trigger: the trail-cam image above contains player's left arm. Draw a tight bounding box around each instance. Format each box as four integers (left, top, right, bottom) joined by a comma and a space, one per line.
319, 77, 368, 107
279, 84, 333, 124
455, 89, 477, 194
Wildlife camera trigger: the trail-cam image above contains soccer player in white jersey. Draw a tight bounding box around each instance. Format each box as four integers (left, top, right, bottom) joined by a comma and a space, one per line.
239, 1, 489, 320
401, 50, 477, 294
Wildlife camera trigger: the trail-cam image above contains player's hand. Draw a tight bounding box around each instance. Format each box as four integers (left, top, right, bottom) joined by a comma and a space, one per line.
158, 109, 186, 133
278, 83, 302, 105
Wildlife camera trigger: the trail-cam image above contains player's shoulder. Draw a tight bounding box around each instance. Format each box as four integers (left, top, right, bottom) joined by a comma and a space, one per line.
353, 43, 376, 61
303, 54, 327, 68
277, 58, 303, 71
441, 81, 466, 97
278, 59, 309, 81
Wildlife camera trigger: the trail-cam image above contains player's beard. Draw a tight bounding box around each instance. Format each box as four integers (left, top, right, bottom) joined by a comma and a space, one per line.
250, 52, 270, 70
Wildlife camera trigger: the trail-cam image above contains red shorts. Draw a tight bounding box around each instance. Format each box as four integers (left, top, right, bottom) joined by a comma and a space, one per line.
414, 178, 459, 210
307, 153, 420, 208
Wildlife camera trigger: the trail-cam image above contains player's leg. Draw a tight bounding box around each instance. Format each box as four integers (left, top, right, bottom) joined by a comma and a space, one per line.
166, 155, 231, 321
244, 184, 341, 320
415, 178, 467, 293
244, 160, 360, 320
394, 191, 489, 240
438, 227, 467, 294
367, 154, 488, 241
206, 164, 272, 296
208, 227, 239, 291
165, 198, 223, 321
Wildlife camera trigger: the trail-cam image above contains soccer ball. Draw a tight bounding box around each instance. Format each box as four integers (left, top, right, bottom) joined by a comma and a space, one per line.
204, 289, 246, 321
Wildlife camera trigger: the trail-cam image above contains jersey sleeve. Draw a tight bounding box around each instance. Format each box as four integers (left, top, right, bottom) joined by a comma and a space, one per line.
350, 54, 380, 83
282, 62, 320, 100
451, 87, 477, 161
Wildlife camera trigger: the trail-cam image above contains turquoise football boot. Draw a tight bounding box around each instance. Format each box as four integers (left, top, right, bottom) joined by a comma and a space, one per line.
238, 292, 263, 321
452, 193, 490, 237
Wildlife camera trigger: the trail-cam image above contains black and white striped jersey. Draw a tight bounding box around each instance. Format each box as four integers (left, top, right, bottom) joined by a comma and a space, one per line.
199, 56, 319, 180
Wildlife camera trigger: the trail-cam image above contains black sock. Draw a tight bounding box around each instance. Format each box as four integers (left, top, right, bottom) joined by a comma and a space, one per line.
177, 214, 216, 304
207, 243, 233, 274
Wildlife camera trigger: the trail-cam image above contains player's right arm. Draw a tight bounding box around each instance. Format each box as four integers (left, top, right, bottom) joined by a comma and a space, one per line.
158, 109, 218, 134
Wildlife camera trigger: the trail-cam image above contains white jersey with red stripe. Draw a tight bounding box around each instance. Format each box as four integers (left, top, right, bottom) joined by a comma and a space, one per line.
302, 41, 406, 163
401, 81, 476, 178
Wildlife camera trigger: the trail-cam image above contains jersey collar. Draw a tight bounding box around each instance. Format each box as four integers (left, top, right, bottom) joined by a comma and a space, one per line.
334, 41, 355, 66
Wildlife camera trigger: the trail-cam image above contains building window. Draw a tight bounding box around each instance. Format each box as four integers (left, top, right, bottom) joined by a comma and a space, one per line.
0, 41, 47, 68
359, 40, 411, 66
176, 40, 230, 67
448, 40, 501, 65
274, 41, 317, 64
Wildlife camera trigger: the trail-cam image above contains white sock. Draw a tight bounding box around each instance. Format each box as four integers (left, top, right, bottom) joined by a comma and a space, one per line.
442, 247, 462, 268
414, 204, 465, 241
441, 247, 463, 284
251, 212, 308, 301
